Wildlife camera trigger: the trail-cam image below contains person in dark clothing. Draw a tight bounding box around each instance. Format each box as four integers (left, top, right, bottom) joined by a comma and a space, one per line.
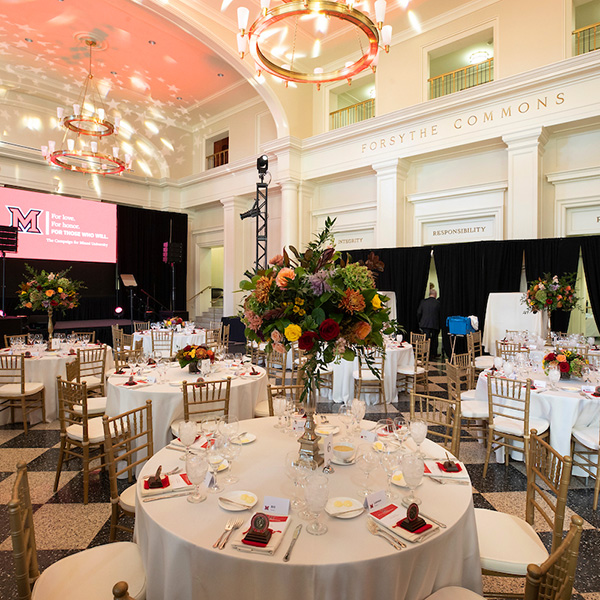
417, 288, 441, 358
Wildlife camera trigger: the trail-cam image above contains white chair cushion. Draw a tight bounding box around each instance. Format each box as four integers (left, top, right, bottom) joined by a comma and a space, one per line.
119, 484, 137, 513
0, 382, 44, 397
572, 426, 600, 451
32, 541, 146, 600
461, 389, 477, 401
492, 416, 549, 437
475, 356, 495, 369
81, 375, 102, 388
397, 366, 426, 375
254, 399, 271, 417
475, 508, 549, 575
426, 587, 484, 600
66, 417, 105, 444
352, 370, 380, 381
462, 399, 489, 419
73, 397, 107, 416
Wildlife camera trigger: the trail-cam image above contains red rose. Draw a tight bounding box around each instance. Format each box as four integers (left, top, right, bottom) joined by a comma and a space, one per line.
319, 318, 340, 341
50, 299, 58, 306
546, 299, 552, 305
559, 361, 570, 373
298, 331, 319, 351
545, 352, 556, 362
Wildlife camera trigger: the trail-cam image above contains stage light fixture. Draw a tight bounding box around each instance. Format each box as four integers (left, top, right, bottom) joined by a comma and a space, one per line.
257, 155, 268, 174
114, 306, 123, 318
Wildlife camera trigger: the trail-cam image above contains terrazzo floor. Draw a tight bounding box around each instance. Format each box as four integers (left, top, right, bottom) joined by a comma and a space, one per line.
1, 362, 599, 599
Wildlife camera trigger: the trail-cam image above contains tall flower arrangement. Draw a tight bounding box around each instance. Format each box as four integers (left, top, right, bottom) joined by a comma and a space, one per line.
523, 273, 578, 313
240, 217, 392, 401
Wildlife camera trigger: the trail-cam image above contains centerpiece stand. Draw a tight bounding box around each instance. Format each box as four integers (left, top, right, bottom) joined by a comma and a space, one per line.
298, 382, 323, 465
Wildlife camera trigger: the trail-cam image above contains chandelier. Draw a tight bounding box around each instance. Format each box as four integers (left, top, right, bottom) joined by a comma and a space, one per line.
41, 40, 131, 176
235, 0, 392, 88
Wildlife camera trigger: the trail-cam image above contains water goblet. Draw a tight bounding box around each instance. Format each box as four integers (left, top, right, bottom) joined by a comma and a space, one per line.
273, 395, 287, 429
409, 419, 427, 457
401, 452, 424, 507
356, 444, 379, 496
201, 415, 221, 439
219, 415, 239, 439
304, 473, 329, 536
186, 453, 208, 503
548, 364, 561, 390
283, 398, 295, 435
337, 404, 353, 439
224, 353, 234, 370
221, 439, 241, 484
393, 415, 409, 449
350, 398, 366, 432
375, 418, 396, 451
206, 436, 225, 493
178, 420, 198, 462
493, 356, 503, 371
380, 446, 400, 499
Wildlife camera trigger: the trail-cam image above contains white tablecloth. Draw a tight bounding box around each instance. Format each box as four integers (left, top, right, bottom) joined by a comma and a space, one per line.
133, 330, 207, 356
330, 343, 414, 405
106, 362, 267, 452
482, 293, 543, 355
135, 417, 482, 600
0, 344, 114, 424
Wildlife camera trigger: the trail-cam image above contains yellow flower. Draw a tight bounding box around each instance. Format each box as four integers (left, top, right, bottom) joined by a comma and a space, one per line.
292, 305, 300, 313
298, 309, 306, 316
190, 348, 196, 358
372, 294, 381, 310
284, 323, 302, 342
57, 287, 63, 293
295, 297, 304, 306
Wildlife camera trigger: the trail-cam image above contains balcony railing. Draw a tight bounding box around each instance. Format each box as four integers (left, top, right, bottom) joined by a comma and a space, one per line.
428, 58, 494, 100
573, 21, 600, 55
206, 149, 228, 170
329, 98, 375, 130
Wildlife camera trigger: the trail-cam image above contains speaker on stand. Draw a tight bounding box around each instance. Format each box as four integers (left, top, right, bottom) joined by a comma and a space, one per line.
163, 241, 183, 313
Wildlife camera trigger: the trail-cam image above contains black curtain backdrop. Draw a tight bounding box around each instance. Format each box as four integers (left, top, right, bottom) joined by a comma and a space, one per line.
116, 205, 188, 318
523, 237, 581, 332
581, 236, 600, 337
345, 246, 432, 336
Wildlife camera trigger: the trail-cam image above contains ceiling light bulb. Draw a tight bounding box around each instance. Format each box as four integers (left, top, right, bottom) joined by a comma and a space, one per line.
469, 49, 491, 64
374, 0, 386, 28
73, 104, 80, 116
236, 33, 248, 58
56, 107, 64, 120
97, 108, 105, 121
91, 141, 98, 153
41, 145, 48, 157
314, 67, 324, 74
382, 24, 392, 51
113, 146, 119, 158
371, 50, 379, 72
114, 116, 121, 129
49, 140, 56, 152
67, 139, 75, 151
260, 0, 270, 14
237, 7, 250, 34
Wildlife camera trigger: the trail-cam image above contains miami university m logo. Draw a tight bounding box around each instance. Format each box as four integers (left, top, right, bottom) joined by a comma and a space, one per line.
7, 206, 43, 234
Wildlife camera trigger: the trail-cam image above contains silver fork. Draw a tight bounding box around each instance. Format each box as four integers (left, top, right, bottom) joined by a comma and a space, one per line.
219, 518, 244, 550
213, 518, 235, 548
366, 519, 404, 550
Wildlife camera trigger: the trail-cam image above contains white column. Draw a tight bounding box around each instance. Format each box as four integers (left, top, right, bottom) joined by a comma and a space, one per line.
503, 127, 549, 240
220, 196, 248, 316
280, 180, 299, 250
373, 159, 410, 247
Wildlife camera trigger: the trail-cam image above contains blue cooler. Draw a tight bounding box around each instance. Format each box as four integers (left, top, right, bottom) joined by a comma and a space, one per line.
446, 316, 475, 335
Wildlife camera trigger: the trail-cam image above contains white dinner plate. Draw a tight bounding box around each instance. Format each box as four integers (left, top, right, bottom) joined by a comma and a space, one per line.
315, 425, 340, 436
391, 470, 423, 488
231, 433, 257, 445
325, 497, 364, 519
218, 490, 258, 511
330, 454, 356, 466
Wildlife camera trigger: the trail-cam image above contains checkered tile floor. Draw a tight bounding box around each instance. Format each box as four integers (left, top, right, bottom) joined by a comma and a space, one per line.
1, 362, 599, 599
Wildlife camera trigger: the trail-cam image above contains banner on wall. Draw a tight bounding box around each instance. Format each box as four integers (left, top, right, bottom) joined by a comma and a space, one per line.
0, 187, 117, 263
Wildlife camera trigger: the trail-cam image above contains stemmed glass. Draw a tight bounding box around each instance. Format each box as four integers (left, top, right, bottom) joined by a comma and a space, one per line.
221, 438, 241, 484
393, 415, 409, 450
356, 444, 379, 496
548, 364, 561, 390
273, 395, 287, 428
338, 404, 353, 439
283, 398, 295, 435
206, 436, 225, 493
401, 452, 424, 507
186, 453, 208, 503
380, 446, 400, 499
219, 415, 239, 439
304, 473, 329, 536
285, 451, 308, 511
409, 419, 428, 457
178, 421, 197, 462
375, 418, 396, 451
202, 415, 221, 439
351, 399, 366, 432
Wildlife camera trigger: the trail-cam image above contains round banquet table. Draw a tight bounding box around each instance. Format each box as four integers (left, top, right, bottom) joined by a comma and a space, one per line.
0, 344, 114, 424
330, 342, 414, 405
106, 362, 268, 452
135, 416, 482, 600
133, 330, 207, 356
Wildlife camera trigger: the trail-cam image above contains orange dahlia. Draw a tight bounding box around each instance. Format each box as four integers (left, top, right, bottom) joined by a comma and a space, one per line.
254, 276, 273, 304
338, 289, 366, 314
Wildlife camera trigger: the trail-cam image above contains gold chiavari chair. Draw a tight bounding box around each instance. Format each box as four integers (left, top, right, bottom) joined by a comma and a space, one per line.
451, 352, 475, 391
113, 582, 137, 600
467, 330, 494, 373
4, 334, 27, 348
446, 361, 488, 446
354, 350, 386, 415
10, 461, 147, 600
246, 340, 266, 366
151, 329, 174, 359
170, 378, 232, 437
483, 375, 549, 477
114, 343, 144, 371
65, 355, 106, 417
266, 348, 289, 385
205, 325, 222, 351
103, 401, 154, 541
397, 338, 430, 394
133, 321, 150, 332
71, 330, 96, 343
220, 323, 230, 353
558, 345, 589, 361
0, 354, 45, 434
255, 383, 305, 417
291, 343, 308, 386
54, 377, 107, 504
476, 431, 573, 596
496, 340, 530, 361
77, 345, 108, 396
410, 389, 460, 458
65, 357, 80, 382
587, 351, 600, 370
410, 332, 426, 345
571, 404, 600, 510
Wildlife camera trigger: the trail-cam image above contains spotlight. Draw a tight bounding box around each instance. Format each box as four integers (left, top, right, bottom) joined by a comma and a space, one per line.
0, 309, 5, 318
114, 306, 123, 319
257, 154, 268, 174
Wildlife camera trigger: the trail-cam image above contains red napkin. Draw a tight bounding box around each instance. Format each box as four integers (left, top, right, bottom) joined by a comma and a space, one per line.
143, 475, 170, 489
436, 461, 462, 473
396, 519, 432, 534
241, 515, 287, 547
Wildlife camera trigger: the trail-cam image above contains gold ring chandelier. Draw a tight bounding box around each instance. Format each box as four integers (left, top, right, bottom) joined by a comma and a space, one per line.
236, 0, 392, 88
41, 40, 132, 176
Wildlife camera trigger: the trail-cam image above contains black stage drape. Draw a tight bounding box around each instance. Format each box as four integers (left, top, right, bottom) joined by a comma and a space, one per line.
116, 205, 188, 318
581, 236, 600, 336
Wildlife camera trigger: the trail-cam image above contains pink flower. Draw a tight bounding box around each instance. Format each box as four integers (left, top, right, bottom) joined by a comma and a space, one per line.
269, 254, 284, 267
275, 267, 295, 289
271, 330, 283, 343
272, 342, 286, 354
244, 309, 263, 332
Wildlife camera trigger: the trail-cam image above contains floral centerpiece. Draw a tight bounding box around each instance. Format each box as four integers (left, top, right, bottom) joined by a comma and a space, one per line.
239, 217, 393, 461
542, 349, 585, 378
164, 316, 183, 329
175, 344, 215, 372
17, 265, 83, 342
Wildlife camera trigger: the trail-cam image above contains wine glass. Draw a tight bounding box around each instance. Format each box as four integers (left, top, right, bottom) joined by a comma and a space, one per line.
393, 415, 409, 449
401, 452, 424, 507
409, 419, 428, 457
351, 399, 366, 432
548, 364, 561, 390
356, 444, 379, 496
201, 415, 220, 439
283, 398, 295, 435
178, 421, 198, 462
304, 473, 329, 536
186, 453, 208, 503
273, 395, 287, 429
380, 446, 400, 499
221, 438, 241, 484
375, 418, 396, 451
337, 404, 353, 439
219, 415, 239, 439
285, 451, 308, 510
206, 436, 225, 493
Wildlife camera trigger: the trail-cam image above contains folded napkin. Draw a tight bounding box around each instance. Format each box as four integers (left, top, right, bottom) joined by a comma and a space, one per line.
424, 460, 469, 480
231, 514, 291, 555
140, 473, 192, 497
369, 503, 438, 544
117, 379, 152, 388
170, 435, 208, 451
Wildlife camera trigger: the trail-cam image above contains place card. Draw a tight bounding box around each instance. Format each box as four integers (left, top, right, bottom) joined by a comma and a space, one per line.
533, 380, 547, 389
262, 496, 290, 516
360, 429, 377, 442
323, 434, 333, 465
292, 418, 305, 433
581, 385, 595, 393
364, 489, 386, 512
204, 471, 215, 488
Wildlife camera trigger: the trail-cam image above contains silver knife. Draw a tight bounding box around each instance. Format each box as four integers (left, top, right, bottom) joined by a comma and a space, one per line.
283, 524, 302, 562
